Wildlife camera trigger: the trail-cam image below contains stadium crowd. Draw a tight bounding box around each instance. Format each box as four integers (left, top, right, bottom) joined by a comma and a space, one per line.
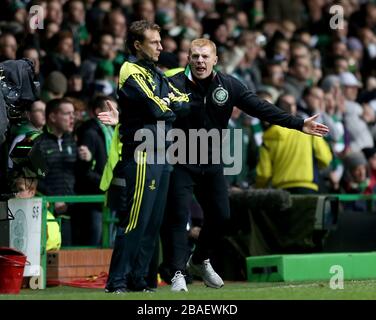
1, 0, 376, 289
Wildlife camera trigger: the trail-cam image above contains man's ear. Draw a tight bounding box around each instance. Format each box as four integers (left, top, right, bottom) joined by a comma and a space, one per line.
134, 40, 141, 51
214, 55, 218, 65
49, 112, 56, 124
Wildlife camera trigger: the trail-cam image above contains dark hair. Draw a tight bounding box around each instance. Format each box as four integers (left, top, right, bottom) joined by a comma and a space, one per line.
50, 31, 74, 51
102, 9, 126, 33
45, 98, 72, 119
276, 93, 295, 114
16, 45, 38, 60
302, 86, 318, 98
25, 100, 43, 112
288, 55, 308, 69
92, 31, 114, 46
126, 20, 160, 55
261, 60, 282, 79
90, 95, 116, 112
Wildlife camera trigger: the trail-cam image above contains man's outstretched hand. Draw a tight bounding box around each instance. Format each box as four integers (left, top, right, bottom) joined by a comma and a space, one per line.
302, 114, 329, 137
97, 100, 119, 126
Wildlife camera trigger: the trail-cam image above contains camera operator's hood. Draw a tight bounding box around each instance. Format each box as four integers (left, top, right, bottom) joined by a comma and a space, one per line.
0, 58, 39, 144
0, 58, 39, 104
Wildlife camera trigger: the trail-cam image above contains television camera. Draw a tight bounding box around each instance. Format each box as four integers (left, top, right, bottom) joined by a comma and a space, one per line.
0, 58, 47, 212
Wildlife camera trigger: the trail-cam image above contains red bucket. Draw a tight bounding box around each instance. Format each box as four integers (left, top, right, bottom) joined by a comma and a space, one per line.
0, 247, 27, 294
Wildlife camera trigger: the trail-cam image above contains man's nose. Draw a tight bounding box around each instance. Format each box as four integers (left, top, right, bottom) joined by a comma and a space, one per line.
197, 55, 204, 63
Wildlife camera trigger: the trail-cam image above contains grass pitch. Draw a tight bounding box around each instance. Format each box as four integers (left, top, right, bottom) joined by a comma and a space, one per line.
1, 280, 376, 300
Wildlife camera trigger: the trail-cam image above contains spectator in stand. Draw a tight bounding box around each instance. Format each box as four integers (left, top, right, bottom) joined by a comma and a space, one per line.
265, 0, 305, 28
224, 107, 251, 189
269, 37, 290, 63
332, 56, 350, 75
75, 96, 118, 246
91, 59, 117, 98
133, 0, 156, 23
231, 31, 263, 91
260, 60, 285, 100
362, 147, 376, 194
66, 96, 88, 132
40, 71, 68, 102
256, 93, 332, 194
103, 9, 127, 48
46, 0, 64, 26
80, 32, 116, 91
341, 151, 373, 212
299, 86, 343, 139
290, 41, 310, 60
36, 98, 91, 245
62, 0, 90, 53
39, 21, 61, 57
19, 46, 43, 85
14, 176, 62, 251
0, 33, 17, 61
283, 56, 312, 100
41, 31, 80, 79
340, 71, 374, 152
8, 100, 46, 169
66, 72, 85, 101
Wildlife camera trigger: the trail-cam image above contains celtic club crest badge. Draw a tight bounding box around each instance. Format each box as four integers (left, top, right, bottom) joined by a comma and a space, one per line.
212, 86, 229, 106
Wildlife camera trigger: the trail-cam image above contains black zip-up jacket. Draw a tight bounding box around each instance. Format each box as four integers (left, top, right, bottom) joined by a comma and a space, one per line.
75, 118, 107, 195
117, 59, 188, 158
168, 67, 305, 166
36, 127, 77, 195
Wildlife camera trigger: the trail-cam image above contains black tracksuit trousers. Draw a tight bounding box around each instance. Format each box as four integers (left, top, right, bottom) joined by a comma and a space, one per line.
106, 151, 171, 291
161, 164, 230, 274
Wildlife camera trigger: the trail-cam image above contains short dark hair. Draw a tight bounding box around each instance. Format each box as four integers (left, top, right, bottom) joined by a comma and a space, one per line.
126, 20, 160, 55
25, 100, 43, 112
90, 95, 116, 112
45, 98, 72, 119
16, 45, 38, 60
302, 86, 311, 98
51, 31, 73, 51
288, 55, 309, 69
276, 93, 295, 114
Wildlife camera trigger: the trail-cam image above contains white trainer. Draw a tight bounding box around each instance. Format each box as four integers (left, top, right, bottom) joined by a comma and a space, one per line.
171, 271, 188, 292
187, 256, 224, 289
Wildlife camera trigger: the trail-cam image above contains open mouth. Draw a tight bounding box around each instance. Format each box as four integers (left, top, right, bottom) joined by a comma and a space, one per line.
196, 67, 206, 73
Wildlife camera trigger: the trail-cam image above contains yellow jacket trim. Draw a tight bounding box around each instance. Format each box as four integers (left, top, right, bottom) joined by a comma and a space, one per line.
119, 61, 171, 113
132, 73, 170, 113
164, 67, 184, 77
119, 61, 148, 88
125, 151, 147, 233
168, 82, 190, 102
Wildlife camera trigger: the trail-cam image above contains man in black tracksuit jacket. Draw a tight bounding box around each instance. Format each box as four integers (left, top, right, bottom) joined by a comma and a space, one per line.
104, 21, 188, 293
161, 38, 329, 291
